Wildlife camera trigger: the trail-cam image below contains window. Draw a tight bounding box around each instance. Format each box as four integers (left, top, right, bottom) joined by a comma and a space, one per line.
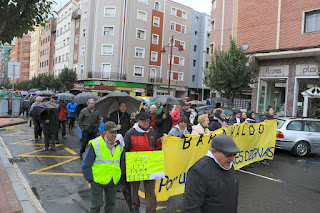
194, 45, 197, 52
152, 34, 159, 45
208, 19, 211, 26
171, 7, 176, 16
59, 56, 61, 62
63, 39, 66, 46
104, 7, 116, 17
135, 47, 145, 58
179, 57, 184, 66
178, 72, 183, 81
304, 121, 320, 132
212, 0, 216, 10
62, 54, 65, 62
101, 44, 113, 55
170, 22, 175, 31
182, 11, 187, 20
66, 53, 69, 61
134, 66, 144, 77
193, 60, 196, 67
80, 64, 84, 74
207, 33, 210, 39
181, 25, 186, 34
154, 1, 160, 11
192, 75, 195, 82
287, 121, 303, 131
103, 26, 114, 36
81, 28, 86, 38
211, 20, 215, 31
68, 23, 70, 30
74, 51, 78, 60
153, 16, 160, 27
210, 43, 215, 54
206, 62, 209, 68
137, 10, 147, 22
305, 10, 320, 33
195, 31, 198, 37
83, 11, 87, 20
138, 0, 148, 5
151, 51, 158, 62
195, 17, 198, 23
80, 46, 85, 56
75, 35, 79, 44
136, 29, 146, 40
101, 63, 111, 78
150, 68, 156, 78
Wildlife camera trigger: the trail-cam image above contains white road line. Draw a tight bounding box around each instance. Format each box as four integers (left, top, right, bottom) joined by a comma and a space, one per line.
238, 169, 282, 183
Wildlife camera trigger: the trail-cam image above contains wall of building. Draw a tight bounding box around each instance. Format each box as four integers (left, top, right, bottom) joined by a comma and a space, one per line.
29, 26, 40, 78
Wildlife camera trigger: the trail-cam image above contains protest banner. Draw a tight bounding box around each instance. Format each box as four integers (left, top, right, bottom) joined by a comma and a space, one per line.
126, 151, 165, 182
155, 120, 277, 201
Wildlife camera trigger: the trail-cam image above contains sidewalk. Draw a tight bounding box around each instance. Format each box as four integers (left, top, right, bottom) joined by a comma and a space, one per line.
0, 130, 45, 212
0, 117, 28, 128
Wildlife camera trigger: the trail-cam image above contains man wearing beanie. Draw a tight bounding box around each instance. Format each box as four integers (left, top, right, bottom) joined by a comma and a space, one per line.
228, 109, 244, 125
184, 135, 240, 213
168, 115, 190, 137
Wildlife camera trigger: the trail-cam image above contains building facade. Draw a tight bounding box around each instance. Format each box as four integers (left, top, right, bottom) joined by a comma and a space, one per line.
77, 0, 193, 97
29, 26, 41, 78
54, 0, 80, 76
39, 18, 56, 75
211, 0, 320, 117
188, 11, 211, 100
14, 34, 31, 81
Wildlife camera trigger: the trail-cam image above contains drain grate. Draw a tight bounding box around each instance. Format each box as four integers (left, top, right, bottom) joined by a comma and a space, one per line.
8, 157, 28, 163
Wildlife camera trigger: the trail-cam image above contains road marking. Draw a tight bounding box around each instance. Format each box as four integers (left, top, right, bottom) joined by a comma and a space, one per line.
138, 190, 145, 198
156, 206, 167, 210
64, 147, 77, 155
176, 210, 182, 212
5, 124, 28, 129
298, 159, 320, 165
238, 169, 282, 183
30, 157, 79, 175
4, 131, 24, 136
11, 139, 33, 144
36, 172, 83, 176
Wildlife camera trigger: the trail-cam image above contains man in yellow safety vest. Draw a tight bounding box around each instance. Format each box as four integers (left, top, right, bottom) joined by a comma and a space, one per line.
82, 121, 125, 213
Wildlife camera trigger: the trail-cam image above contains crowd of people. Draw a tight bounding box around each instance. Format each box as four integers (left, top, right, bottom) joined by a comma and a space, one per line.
27, 95, 277, 213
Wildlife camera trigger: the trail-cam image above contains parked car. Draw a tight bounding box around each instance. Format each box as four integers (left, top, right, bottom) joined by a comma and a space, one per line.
276, 117, 320, 157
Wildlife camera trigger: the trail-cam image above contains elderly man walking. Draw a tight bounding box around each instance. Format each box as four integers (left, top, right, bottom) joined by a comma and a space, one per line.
29, 96, 43, 141
82, 121, 125, 213
184, 135, 240, 213
78, 99, 101, 159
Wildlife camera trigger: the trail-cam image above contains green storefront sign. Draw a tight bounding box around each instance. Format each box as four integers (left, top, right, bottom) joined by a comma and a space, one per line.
83, 81, 147, 88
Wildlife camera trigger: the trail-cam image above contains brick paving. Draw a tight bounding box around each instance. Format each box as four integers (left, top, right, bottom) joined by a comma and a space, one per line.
0, 118, 28, 128
0, 159, 23, 213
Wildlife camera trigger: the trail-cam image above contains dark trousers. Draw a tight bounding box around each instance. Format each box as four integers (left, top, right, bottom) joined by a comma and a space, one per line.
44, 132, 56, 150
119, 175, 132, 211
58, 120, 66, 137
33, 119, 42, 139
22, 107, 29, 117
80, 131, 97, 154
68, 117, 76, 130
131, 180, 157, 213
90, 182, 117, 213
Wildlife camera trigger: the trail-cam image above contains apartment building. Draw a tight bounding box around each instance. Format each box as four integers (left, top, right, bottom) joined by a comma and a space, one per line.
54, 0, 80, 76
188, 11, 211, 101
0, 45, 14, 84
29, 26, 41, 78
78, 0, 192, 97
39, 18, 56, 75
14, 34, 31, 81
211, 0, 320, 117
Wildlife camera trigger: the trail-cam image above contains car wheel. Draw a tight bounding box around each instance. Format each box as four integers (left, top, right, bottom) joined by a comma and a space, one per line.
292, 141, 310, 157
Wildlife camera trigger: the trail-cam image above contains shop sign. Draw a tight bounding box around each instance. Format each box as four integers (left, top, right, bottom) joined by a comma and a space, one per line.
296, 64, 319, 76
74, 84, 84, 88
134, 88, 145, 93
259, 66, 288, 77
84, 80, 115, 86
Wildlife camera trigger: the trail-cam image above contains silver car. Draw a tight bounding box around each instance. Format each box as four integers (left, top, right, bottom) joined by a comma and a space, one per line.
276, 118, 320, 157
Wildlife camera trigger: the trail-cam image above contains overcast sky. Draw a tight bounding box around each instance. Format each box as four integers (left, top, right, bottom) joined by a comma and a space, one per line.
53, 0, 211, 15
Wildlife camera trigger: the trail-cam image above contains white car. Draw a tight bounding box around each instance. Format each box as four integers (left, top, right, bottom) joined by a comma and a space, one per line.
276, 118, 320, 157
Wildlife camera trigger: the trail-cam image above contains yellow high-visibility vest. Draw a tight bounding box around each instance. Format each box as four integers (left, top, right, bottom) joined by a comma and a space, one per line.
89, 136, 123, 185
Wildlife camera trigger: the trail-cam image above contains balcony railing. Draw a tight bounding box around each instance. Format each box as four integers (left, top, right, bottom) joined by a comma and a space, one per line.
72, 10, 81, 20
87, 72, 127, 80
148, 77, 162, 83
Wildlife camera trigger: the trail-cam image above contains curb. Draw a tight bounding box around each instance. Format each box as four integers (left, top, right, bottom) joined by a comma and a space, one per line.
0, 136, 46, 213
0, 120, 28, 129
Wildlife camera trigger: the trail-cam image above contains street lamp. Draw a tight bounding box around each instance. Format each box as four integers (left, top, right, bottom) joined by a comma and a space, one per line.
161, 35, 184, 95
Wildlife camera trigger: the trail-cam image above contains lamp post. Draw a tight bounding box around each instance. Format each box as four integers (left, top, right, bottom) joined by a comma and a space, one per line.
161, 35, 184, 95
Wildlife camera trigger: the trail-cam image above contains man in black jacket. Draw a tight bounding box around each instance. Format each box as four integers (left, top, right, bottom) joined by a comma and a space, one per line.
155, 104, 173, 139
109, 102, 131, 137
184, 135, 240, 213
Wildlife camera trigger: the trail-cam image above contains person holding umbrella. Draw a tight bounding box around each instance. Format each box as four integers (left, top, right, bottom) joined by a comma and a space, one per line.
155, 104, 173, 139
78, 99, 101, 159
40, 105, 60, 151
29, 96, 43, 141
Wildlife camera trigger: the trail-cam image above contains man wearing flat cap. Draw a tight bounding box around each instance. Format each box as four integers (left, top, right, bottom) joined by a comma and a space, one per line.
82, 121, 125, 213
184, 135, 240, 213
124, 111, 162, 213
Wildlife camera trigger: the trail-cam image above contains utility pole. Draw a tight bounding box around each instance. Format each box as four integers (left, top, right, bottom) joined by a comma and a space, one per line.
11, 64, 15, 121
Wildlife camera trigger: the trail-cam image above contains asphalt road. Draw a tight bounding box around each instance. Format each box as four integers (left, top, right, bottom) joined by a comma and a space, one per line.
0, 123, 320, 213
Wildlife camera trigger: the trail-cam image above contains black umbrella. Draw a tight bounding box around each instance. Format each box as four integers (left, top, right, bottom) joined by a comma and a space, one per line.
55, 92, 75, 101
150, 95, 185, 106
28, 88, 39, 93
30, 102, 60, 117
70, 87, 84, 95
73, 92, 99, 105
37, 90, 55, 96
212, 97, 233, 105
95, 92, 143, 116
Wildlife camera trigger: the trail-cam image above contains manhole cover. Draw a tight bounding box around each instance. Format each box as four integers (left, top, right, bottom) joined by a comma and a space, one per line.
8, 157, 28, 163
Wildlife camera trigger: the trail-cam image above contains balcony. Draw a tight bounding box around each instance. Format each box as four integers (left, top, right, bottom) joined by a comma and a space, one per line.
72, 10, 81, 20
87, 72, 127, 80
148, 77, 162, 84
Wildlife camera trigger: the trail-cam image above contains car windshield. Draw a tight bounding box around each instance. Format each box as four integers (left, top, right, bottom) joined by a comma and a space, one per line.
277, 119, 286, 129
